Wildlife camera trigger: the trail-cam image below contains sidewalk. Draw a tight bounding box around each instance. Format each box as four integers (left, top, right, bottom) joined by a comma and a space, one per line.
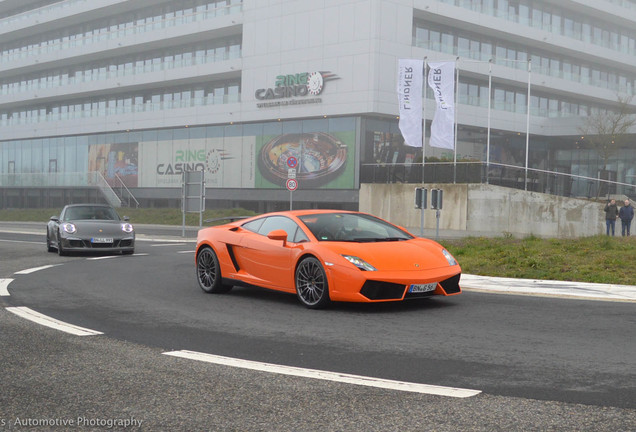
461, 274, 636, 303
2, 222, 635, 303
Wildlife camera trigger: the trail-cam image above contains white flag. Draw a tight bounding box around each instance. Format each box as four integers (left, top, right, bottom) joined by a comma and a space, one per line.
397, 59, 424, 147
427, 62, 455, 150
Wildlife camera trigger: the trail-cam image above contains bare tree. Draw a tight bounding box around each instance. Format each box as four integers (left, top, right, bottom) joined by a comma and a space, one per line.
579, 95, 636, 199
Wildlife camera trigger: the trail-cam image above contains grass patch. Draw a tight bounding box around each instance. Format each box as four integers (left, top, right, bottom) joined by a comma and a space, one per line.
441, 235, 636, 285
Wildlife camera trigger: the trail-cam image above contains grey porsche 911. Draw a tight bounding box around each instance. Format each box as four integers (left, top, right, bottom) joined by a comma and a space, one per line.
46, 204, 135, 256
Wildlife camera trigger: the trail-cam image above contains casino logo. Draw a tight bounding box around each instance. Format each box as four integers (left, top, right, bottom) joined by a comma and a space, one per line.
255, 71, 339, 101
206, 149, 233, 174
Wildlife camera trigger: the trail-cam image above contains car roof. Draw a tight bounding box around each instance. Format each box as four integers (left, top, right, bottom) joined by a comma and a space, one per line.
63, 203, 112, 208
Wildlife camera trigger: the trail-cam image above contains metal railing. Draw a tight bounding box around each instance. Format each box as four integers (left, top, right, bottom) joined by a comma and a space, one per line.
114, 174, 139, 208
360, 161, 636, 200
0, 172, 122, 207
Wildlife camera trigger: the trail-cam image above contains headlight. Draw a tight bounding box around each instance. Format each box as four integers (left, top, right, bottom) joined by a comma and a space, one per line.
62, 222, 76, 234
442, 249, 457, 266
121, 223, 134, 233
342, 255, 377, 271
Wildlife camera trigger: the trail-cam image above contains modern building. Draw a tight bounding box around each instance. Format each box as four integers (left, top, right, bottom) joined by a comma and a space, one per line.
1, 0, 635, 211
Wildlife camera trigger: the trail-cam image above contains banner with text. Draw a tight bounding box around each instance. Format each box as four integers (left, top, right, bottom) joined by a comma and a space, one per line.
427, 61, 455, 150
397, 59, 424, 147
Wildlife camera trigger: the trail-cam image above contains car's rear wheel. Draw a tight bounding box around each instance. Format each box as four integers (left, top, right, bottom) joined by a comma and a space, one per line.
295, 257, 330, 309
196, 247, 232, 293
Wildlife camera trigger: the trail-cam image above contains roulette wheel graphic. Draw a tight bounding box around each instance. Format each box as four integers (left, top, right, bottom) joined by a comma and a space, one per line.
258, 132, 347, 188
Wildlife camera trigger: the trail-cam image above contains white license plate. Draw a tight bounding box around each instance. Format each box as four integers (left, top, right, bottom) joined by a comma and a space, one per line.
408, 283, 437, 293
91, 237, 113, 243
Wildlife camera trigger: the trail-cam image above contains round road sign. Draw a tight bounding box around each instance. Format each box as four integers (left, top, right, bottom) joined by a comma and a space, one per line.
286, 156, 298, 168
286, 178, 298, 191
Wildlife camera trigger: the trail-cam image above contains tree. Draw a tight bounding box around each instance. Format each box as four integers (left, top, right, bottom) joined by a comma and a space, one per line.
579, 95, 636, 199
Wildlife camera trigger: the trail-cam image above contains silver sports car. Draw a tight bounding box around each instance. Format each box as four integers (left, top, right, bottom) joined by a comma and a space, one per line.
46, 204, 135, 256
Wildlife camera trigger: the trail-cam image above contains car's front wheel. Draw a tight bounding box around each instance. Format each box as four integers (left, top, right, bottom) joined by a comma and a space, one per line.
57, 237, 67, 256
295, 257, 330, 309
196, 247, 232, 293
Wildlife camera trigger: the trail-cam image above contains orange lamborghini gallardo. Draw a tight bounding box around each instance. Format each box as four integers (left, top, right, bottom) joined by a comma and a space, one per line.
195, 210, 461, 309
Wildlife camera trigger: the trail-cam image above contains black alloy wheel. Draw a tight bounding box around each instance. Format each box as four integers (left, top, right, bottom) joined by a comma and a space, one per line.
196, 247, 232, 294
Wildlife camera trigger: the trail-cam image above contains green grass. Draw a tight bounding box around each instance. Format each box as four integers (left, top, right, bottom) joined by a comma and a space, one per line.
441, 235, 636, 285
1, 207, 634, 285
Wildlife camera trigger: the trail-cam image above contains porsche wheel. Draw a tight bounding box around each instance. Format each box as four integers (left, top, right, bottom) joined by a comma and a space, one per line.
57, 238, 67, 256
295, 257, 330, 309
196, 247, 232, 294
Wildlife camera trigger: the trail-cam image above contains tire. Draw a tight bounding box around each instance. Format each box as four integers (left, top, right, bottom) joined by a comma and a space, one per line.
57, 238, 67, 256
196, 247, 232, 294
295, 257, 330, 309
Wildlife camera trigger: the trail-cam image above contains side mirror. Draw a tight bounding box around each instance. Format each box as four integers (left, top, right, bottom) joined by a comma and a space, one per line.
123, 216, 130, 221
267, 229, 288, 247
50, 216, 59, 222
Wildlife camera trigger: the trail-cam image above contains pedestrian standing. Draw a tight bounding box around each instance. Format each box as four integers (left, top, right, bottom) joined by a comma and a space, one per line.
618, 199, 634, 236
604, 199, 619, 236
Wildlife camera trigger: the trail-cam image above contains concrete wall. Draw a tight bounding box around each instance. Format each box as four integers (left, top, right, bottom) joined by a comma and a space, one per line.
360, 183, 606, 238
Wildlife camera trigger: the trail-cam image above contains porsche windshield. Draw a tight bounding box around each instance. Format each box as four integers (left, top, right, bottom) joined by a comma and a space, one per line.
63, 206, 120, 221
299, 213, 413, 242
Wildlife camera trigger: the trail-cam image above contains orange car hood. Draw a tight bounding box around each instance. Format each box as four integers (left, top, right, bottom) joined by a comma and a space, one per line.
322, 239, 452, 271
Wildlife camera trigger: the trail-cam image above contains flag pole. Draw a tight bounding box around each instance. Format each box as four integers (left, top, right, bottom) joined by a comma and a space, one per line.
422, 57, 427, 185
454, 57, 459, 184
525, 58, 531, 191
486, 58, 492, 184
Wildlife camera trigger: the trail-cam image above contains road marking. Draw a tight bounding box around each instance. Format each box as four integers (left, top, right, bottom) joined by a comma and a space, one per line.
163, 350, 481, 398
86, 253, 148, 260
0, 238, 42, 245
5, 307, 103, 336
177, 250, 195, 254
151, 243, 187, 247
0, 279, 13, 296
14, 264, 60, 275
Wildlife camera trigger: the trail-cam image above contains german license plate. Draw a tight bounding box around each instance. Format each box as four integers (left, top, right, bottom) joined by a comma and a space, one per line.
91, 237, 113, 243
408, 283, 437, 293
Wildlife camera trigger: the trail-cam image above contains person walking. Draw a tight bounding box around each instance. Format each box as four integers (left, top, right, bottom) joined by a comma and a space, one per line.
604, 199, 619, 236
618, 199, 634, 236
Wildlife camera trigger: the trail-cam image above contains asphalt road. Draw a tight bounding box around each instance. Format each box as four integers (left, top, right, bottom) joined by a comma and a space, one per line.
0, 227, 635, 431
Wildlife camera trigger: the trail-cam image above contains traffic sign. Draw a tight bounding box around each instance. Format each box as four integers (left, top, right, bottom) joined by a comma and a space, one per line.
286, 156, 298, 168
286, 178, 298, 191
288, 168, 296, 179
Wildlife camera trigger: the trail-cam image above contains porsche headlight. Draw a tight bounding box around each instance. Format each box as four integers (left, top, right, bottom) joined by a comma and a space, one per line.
121, 223, 134, 233
442, 249, 457, 266
342, 255, 377, 271
62, 222, 76, 234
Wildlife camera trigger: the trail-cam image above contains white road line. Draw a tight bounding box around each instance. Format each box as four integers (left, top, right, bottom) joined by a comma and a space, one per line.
14, 264, 60, 275
177, 250, 195, 254
151, 243, 187, 247
163, 350, 481, 398
86, 253, 148, 260
5, 307, 103, 336
0, 238, 43, 245
0, 279, 13, 296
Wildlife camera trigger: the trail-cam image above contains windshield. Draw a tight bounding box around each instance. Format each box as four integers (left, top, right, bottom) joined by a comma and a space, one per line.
298, 213, 413, 242
63, 206, 120, 221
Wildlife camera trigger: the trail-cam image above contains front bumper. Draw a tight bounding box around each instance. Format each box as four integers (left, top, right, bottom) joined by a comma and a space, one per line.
60, 236, 135, 253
